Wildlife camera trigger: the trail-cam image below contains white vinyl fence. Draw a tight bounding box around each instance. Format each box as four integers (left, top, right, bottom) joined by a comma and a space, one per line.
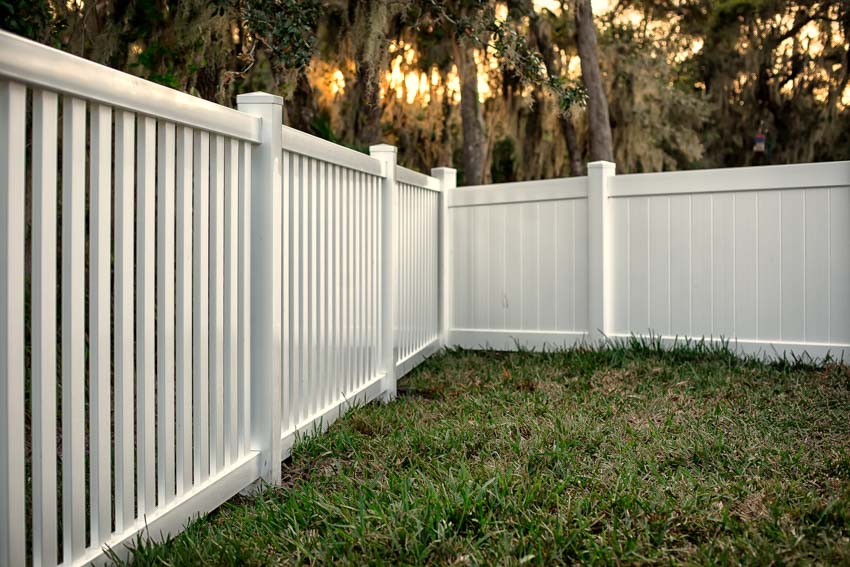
1, 28, 849, 567
447, 161, 850, 359
395, 166, 443, 377
0, 31, 443, 566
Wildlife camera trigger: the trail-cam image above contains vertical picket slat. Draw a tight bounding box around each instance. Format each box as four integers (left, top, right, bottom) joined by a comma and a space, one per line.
31, 88, 58, 567
302, 156, 311, 421
239, 142, 252, 455
331, 167, 347, 399
353, 173, 362, 386
317, 162, 326, 411
114, 110, 136, 531
0, 80, 26, 567
402, 186, 409, 359
193, 131, 210, 484
291, 154, 301, 429
61, 95, 86, 561
90, 103, 113, 544
374, 178, 380, 372
374, 177, 381, 369
405, 186, 411, 354
157, 121, 176, 506
176, 126, 193, 494
210, 135, 225, 475
137, 115, 157, 517
325, 164, 333, 406
224, 138, 239, 464
306, 159, 319, 415
342, 170, 350, 393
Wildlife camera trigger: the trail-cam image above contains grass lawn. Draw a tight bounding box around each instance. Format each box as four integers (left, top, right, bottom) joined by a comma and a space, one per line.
120, 343, 850, 565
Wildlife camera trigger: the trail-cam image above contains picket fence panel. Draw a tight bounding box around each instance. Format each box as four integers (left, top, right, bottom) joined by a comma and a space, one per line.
395, 166, 442, 377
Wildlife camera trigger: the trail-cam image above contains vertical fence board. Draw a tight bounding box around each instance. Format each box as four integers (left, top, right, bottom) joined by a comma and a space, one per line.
831, 188, 850, 343
90, 103, 113, 543
114, 110, 136, 531
328, 165, 342, 401
157, 121, 176, 507
0, 79, 26, 567
239, 142, 252, 455
176, 126, 194, 494
137, 114, 157, 517
343, 169, 351, 393
757, 192, 781, 340
31, 88, 58, 566
318, 162, 327, 410
780, 191, 805, 340
647, 197, 670, 336
804, 190, 830, 342
210, 135, 225, 475
225, 138, 239, 464
193, 131, 210, 484
734, 194, 758, 339
61, 95, 87, 560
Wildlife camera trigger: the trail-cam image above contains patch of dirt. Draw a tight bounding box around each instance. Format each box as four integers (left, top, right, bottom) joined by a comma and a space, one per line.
732, 492, 770, 522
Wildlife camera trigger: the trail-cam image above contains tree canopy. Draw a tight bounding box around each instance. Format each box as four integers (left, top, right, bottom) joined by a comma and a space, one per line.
4, 0, 847, 183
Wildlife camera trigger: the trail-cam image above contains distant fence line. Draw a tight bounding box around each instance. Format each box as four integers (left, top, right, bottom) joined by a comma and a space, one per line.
1, 29, 848, 566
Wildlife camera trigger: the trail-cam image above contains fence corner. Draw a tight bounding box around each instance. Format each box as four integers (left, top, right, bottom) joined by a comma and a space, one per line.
370, 144, 398, 402
587, 161, 616, 346
431, 167, 456, 350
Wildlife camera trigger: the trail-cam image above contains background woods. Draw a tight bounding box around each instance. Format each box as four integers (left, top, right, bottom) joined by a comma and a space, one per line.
3, 0, 848, 184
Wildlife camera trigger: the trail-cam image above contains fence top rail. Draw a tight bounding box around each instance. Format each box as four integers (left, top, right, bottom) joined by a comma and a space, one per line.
281, 125, 384, 177
0, 30, 261, 143
449, 176, 588, 208
610, 160, 850, 198
396, 165, 442, 192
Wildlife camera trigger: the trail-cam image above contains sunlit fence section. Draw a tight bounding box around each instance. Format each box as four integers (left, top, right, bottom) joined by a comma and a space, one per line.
395, 166, 442, 377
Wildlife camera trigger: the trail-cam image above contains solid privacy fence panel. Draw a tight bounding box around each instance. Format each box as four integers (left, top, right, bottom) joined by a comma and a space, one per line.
448, 177, 589, 349
1, 27, 849, 566
445, 161, 850, 359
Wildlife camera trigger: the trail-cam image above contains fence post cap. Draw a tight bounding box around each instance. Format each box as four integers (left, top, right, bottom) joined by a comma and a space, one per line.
430, 167, 457, 174
369, 144, 397, 155
587, 160, 616, 172
236, 91, 283, 106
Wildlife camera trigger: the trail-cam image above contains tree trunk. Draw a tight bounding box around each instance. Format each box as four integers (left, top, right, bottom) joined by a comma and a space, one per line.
527, 10, 583, 176
559, 113, 583, 176
455, 38, 487, 185
573, 0, 613, 163
285, 73, 317, 134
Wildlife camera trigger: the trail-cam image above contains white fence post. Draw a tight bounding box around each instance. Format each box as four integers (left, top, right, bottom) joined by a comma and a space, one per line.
237, 92, 282, 485
432, 167, 456, 348
371, 144, 398, 400
587, 161, 616, 344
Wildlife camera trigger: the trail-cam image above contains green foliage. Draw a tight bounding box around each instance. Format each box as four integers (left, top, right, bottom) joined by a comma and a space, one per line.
0, 0, 61, 43
242, 0, 322, 71
116, 345, 850, 564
